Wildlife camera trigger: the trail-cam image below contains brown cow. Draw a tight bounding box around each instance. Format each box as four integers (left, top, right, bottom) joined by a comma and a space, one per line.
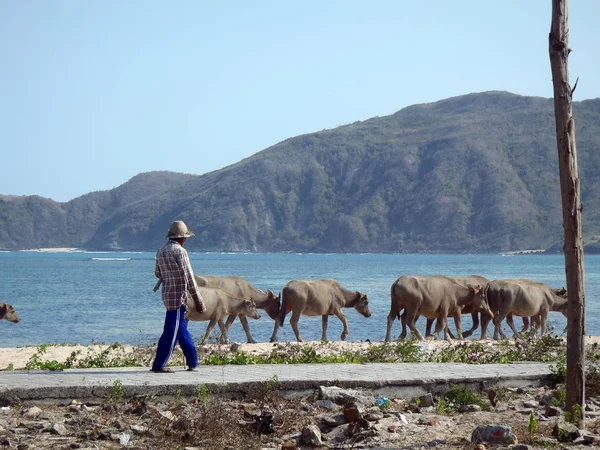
270, 279, 371, 342
386, 275, 490, 342
481, 279, 567, 339
194, 275, 280, 343
0, 303, 20, 323
185, 286, 261, 344
387, 275, 493, 341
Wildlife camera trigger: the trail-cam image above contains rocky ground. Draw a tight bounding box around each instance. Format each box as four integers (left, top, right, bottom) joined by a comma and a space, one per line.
1, 382, 600, 449
2, 339, 600, 449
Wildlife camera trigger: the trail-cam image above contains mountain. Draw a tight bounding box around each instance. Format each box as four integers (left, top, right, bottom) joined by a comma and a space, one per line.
2, 91, 600, 253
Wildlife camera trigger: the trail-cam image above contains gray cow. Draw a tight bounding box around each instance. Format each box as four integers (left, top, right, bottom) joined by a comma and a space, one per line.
387, 275, 493, 341
185, 286, 261, 344
194, 275, 280, 343
0, 303, 20, 323
270, 279, 371, 342
481, 279, 567, 339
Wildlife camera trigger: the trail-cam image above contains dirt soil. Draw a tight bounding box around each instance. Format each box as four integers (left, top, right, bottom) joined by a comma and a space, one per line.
2, 339, 600, 449
1, 384, 600, 449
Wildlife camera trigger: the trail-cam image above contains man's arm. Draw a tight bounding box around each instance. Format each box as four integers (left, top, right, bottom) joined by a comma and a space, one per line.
181, 249, 205, 312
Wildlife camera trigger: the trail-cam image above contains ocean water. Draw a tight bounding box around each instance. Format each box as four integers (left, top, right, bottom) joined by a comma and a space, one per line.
0, 251, 598, 348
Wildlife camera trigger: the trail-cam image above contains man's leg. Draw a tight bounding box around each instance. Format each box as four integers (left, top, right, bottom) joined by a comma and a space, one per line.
152, 309, 180, 371
177, 307, 198, 370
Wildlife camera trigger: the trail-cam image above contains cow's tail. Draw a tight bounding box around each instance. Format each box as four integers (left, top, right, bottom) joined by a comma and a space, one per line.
390, 280, 402, 320
278, 286, 289, 326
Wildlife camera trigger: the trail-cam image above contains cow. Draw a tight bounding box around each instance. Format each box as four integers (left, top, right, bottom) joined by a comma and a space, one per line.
269, 279, 371, 343
386, 275, 490, 342
481, 279, 567, 339
0, 303, 20, 323
194, 275, 280, 343
185, 286, 261, 344
386, 275, 493, 341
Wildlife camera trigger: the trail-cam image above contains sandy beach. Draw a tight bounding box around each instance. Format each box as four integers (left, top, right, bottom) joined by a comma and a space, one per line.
2, 336, 598, 371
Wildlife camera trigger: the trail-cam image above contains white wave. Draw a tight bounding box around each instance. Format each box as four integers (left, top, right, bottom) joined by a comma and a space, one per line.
91, 257, 131, 261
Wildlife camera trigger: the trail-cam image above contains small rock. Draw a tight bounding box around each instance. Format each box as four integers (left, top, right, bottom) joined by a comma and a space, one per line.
342, 402, 360, 423
417, 417, 437, 426
230, 343, 240, 352
387, 424, 398, 433
301, 424, 322, 446
318, 413, 347, 427
50, 423, 69, 436
545, 406, 562, 417
281, 441, 297, 450
417, 393, 434, 407
509, 445, 530, 450
458, 404, 482, 413
130, 424, 148, 435
471, 424, 518, 445
23, 406, 42, 419
172, 416, 192, 431
363, 407, 384, 421
552, 420, 581, 442
319, 386, 375, 407
315, 400, 334, 410
583, 433, 600, 444
522, 400, 537, 409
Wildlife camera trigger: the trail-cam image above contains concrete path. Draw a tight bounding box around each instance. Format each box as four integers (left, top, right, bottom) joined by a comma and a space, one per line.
0, 362, 554, 403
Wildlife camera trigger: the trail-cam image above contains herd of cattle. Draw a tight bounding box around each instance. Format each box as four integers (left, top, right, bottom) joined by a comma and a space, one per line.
1, 275, 568, 344
182, 274, 567, 344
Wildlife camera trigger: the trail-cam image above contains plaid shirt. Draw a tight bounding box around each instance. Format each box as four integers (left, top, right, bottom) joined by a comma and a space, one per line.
155, 240, 204, 311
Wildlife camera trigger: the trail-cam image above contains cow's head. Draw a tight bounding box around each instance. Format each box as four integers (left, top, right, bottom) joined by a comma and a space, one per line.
0, 303, 20, 323
354, 293, 371, 318
263, 290, 281, 321
243, 299, 261, 320
468, 284, 494, 319
553, 287, 568, 297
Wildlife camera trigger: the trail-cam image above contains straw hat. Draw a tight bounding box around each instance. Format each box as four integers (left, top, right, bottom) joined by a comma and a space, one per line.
166, 220, 195, 239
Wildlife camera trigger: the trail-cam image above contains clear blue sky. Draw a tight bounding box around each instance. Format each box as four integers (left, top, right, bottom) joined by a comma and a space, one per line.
1, 0, 598, 202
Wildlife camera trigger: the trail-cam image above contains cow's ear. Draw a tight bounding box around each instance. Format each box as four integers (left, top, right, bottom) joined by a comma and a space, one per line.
0, 303, 5, 314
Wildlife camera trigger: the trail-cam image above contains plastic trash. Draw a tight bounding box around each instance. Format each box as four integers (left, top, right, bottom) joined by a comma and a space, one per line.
375, 397, 390, 408
119, 432, 131, 446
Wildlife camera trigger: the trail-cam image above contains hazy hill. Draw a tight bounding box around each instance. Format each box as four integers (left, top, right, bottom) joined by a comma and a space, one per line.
2, 91, 599, 253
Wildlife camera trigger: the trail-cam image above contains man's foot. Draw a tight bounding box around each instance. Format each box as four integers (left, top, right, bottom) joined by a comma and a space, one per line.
150, 367, 173, 373
187, 366, 197, 372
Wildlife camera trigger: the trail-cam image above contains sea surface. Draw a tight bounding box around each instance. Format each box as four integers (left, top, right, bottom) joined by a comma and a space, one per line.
1, 251, 598, 348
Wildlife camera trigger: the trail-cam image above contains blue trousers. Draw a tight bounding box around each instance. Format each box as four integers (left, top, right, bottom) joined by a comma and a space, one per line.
152, 306, 198, 371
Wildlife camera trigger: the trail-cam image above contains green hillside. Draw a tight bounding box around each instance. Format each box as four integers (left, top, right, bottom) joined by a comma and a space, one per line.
2, 91, 599, 253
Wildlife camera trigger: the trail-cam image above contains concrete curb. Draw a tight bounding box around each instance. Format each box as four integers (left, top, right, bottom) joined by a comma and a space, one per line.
0, 362, 554, 404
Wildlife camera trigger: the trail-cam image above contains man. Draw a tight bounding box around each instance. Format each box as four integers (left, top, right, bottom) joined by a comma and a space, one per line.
151, 220, 206, 373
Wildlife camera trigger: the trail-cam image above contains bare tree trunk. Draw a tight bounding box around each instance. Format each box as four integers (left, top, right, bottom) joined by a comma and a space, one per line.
549, 0, 585, 428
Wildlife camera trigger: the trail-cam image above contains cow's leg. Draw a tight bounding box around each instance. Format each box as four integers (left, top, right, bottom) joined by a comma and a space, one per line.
505, 314, 521, 339
400, 312, 408, 339
521, 316, 530, 333
404, 308, 424, 340
451, 312, 463, 340
201, 319, 219, 345
539, 311, 549, 335
431, 317, 445, 340
492, 310, 511, 340
333, 310, 350, 341
385, 312, 396, 342
425, 319, 434, 338
479, 312, 492, 340
289, 310, 304, 342
462, 312, 479, 338
217, 319, 230, 344
234, 315, 256, 343
321, 315, 329, 342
